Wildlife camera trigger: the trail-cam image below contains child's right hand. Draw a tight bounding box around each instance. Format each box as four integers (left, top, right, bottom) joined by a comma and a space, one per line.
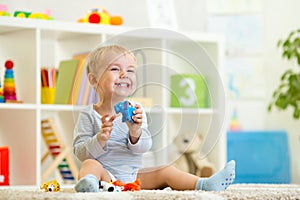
98, 114, 117, 147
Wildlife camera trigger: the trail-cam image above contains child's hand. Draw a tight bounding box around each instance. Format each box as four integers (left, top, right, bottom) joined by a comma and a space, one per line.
127, 104, 143, 144
98, 114, 117, 147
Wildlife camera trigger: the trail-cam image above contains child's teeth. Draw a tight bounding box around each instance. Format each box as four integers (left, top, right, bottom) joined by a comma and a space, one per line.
117, 83, 128, 87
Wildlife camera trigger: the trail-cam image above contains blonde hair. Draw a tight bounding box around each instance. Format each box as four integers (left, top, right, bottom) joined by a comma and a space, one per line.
85, 45, 136, 75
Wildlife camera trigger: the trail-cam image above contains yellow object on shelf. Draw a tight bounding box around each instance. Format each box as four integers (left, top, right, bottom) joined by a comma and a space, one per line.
41, 87, 56, 104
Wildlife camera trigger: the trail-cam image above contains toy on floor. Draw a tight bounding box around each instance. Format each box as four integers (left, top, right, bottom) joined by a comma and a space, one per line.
171, 132, 215, 177
100, 179, 141, 192
100, 181, 122, 192
114, 100, 136, 124
77, 8, 123, 25
40, 179, 60, 192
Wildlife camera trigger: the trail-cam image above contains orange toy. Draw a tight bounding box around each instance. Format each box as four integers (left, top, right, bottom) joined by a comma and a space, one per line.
112, 179, 141, 191
77, 8, 123, 25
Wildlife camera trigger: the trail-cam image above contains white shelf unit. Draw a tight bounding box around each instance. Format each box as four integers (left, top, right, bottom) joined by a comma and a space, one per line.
0, 17, 226, 186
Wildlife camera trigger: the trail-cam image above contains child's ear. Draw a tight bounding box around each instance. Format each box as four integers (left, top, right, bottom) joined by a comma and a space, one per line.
88, 73, 98, 87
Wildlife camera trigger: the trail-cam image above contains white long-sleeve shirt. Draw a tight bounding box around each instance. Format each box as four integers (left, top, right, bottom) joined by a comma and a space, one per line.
73, 104, 152, 182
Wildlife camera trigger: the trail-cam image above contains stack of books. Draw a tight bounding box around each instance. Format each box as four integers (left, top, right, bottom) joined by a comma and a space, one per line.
42, 52, 99, 105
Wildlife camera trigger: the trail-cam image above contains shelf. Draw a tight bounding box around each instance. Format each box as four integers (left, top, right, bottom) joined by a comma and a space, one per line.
40, 104, 83, 111
0, 18, 226, 186
0, 103, 36, 110
145, 107, 213, 114
166, 108, 213, 114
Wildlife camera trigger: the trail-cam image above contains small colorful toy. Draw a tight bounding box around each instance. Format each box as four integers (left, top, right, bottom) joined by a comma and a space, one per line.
100, 179, 141, 192
40, 179, 60, 192
118, 179, 141, 191
0, 69, 4, 103
3, 60, 17, 102
100, 181, 122, 192
14, 10, 53, 20
77, 8, 123, 25
0, 4, 10, 16
114, 100, 136, 124
0, 85, 4, 103
229, 108, 242, 131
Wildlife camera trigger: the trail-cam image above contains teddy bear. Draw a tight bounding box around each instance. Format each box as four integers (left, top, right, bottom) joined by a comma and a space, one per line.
170, 132, 215, 177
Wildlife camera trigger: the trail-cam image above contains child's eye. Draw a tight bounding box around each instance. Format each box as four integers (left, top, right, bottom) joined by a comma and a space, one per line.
110, 67, 120, 71
127, 69, 135, 73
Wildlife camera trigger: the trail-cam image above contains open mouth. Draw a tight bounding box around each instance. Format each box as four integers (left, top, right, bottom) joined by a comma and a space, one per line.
115, 83, 130, 87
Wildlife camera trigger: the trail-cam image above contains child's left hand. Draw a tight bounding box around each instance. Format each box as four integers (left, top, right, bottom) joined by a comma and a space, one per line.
127, 104, 142, 143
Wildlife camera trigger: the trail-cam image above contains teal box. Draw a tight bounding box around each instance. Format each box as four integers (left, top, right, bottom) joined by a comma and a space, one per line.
170, 74, 208, 108
227, 130, 291, 183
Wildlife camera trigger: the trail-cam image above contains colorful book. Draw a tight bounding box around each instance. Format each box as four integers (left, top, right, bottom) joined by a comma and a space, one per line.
76, 67, 88, 105
54, 59, 79, 104
69, 53, 89, 105
68, 59, 85, 105
81, 79, 91, 105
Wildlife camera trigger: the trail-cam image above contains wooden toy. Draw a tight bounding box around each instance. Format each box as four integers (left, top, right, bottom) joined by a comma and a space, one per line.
77, 8, 123, 25
0, 69, 4, 103
0, 86, 4, 103
41, 118, 78, 183
3, 60, 17, 102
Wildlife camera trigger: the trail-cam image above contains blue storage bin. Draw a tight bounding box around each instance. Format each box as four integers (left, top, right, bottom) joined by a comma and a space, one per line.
227, 130, 291, 183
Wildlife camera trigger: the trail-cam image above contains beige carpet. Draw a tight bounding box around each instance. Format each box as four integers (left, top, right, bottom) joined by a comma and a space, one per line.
0, 184, 299, 199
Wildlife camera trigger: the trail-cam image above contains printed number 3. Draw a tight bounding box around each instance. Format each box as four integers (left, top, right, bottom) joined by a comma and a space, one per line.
179, 78, 196, 106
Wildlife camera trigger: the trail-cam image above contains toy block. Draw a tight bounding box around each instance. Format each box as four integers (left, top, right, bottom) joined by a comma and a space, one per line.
170, 74, 209, 108
0, 146, 9, 186
41, 118, 78, 183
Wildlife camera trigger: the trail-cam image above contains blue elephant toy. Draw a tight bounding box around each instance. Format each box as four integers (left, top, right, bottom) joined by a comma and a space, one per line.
114, 100, 136, 124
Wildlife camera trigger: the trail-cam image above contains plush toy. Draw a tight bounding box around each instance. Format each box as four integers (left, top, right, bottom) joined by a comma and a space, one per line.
171, 132, 215, 177
114, 100, 136, 124
77, 8, 123, 25
113, 179, 141, 191
40, 179, 60, 192
100, 181, 123, 192
100, 179, 141, 192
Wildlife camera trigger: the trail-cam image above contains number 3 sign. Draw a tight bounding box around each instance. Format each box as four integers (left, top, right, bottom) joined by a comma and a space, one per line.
170, 74, 208, 108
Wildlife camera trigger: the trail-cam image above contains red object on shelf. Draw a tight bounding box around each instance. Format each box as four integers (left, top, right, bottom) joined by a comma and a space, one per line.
0, 146, 9, 186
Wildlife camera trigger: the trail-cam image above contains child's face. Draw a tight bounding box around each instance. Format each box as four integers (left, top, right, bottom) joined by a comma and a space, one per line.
96, 52, 137, 101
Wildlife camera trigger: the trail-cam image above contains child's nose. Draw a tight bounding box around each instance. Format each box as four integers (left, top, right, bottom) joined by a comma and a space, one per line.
120, 70, 128, 78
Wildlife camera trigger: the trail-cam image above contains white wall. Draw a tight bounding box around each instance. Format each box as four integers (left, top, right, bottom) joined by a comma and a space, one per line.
1, 0, 207, 31
2, 0, 300, 183
263, 0, 300, 183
